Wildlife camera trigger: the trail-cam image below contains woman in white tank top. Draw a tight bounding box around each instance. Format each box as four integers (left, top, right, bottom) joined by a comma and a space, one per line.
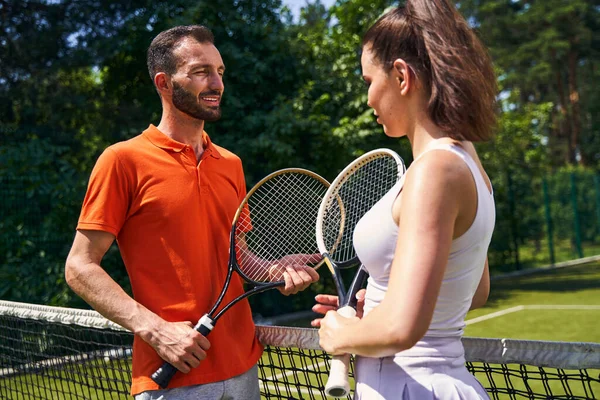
312, 1, 497, 399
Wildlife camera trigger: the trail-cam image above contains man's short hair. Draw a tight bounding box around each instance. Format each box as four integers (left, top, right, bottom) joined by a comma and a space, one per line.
147, 25, 215, 83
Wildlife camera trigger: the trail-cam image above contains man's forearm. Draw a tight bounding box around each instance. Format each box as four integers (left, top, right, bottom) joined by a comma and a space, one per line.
65, 259, 161, 336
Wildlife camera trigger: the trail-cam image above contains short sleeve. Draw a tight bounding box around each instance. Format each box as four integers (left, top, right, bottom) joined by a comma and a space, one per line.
235, 159, 252, 233
236, 158, 247, 203
77, 148, 131, 237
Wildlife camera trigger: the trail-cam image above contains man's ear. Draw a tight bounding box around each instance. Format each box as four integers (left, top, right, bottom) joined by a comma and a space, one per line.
154, 72, 171, 95
392, 59, 412, 95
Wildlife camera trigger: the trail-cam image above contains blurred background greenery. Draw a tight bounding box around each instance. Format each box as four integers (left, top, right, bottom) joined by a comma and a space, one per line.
1, 0, 599, 318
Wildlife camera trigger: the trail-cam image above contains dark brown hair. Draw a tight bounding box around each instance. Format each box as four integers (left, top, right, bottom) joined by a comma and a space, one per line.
147, 25, 215, 83
362, 0, 497, 141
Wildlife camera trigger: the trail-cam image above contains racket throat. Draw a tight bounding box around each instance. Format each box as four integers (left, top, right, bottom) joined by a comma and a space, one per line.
324, 255, 347, 301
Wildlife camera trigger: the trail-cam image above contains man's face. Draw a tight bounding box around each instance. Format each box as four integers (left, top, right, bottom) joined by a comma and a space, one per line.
170, 39, 225, 122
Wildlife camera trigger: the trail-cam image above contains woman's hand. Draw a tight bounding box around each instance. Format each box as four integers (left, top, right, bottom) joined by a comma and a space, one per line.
310, 288, 366, 327
318, 310, 359, 355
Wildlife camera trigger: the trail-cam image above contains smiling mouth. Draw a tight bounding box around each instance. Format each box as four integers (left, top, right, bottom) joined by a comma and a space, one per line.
200, 96, 220, 106
200, 94, 221, 106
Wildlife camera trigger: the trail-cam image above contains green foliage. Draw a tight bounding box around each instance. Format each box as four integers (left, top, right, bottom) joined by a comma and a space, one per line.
1, 0, 600, 316
0, 138, 130, 307
458, 0, 600, 165
546, 167, 600, 243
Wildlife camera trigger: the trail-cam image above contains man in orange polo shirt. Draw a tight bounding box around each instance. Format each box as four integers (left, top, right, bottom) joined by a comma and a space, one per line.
65, 25, 319, 399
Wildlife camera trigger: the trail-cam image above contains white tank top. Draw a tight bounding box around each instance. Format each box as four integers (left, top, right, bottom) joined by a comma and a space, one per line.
354, 143, 495, 339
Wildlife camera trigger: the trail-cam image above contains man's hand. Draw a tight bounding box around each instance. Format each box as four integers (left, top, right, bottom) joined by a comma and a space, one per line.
268, 253, 320, 295
140, 320, 211, 373
310, 288, 366, 327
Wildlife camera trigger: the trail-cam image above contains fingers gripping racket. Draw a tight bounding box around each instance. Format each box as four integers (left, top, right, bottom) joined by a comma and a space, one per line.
151, 168, 329, 388
317, 148, 405, 398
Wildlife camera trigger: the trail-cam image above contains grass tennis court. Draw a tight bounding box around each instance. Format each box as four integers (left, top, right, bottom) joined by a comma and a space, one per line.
1, 359, 129, 399
465, 261, 600, 342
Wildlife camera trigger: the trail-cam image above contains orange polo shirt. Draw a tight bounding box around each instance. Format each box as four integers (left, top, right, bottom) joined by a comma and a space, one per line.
77, 125, 263, 395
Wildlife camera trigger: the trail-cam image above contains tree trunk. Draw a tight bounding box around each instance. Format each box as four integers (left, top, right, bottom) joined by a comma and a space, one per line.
568, 47, 582, 165
551, 48, 572, 165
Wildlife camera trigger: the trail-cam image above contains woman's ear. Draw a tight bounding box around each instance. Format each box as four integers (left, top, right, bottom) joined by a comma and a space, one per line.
392, 59, 411, 95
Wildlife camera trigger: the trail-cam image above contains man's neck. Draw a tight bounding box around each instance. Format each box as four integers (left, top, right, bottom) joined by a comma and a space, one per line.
157, 112, 206, 159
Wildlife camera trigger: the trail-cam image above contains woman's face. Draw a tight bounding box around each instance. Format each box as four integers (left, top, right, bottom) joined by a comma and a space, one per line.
361, 46, 407, 138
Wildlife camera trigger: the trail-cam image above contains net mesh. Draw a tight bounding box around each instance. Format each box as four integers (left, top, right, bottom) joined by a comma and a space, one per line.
1, 300, 599, 399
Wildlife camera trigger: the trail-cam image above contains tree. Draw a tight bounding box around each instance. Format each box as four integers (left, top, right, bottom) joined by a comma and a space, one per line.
458, 0, 600, 166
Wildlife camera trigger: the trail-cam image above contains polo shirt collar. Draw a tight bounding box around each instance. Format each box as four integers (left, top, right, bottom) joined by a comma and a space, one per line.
143, 124, 221, 159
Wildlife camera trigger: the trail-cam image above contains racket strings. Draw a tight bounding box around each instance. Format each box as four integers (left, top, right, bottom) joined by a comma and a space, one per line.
241, 179, 322, 280
235, 171, 328, 283
322, 154, 403, 263
247, 179, 320, 258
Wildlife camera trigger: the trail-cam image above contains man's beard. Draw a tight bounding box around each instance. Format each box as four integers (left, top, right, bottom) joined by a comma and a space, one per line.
172, 81, 221, 122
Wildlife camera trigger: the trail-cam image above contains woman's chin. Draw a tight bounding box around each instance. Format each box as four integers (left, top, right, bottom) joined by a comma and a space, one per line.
382, 126, 402, 138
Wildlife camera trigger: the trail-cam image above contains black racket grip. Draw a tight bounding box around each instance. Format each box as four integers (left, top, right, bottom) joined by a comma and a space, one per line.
151, 363, 177, 389
150, 315, 215, 388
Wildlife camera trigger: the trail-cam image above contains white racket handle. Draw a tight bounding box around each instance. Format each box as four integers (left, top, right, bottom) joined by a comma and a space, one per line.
324, 306, 357, 398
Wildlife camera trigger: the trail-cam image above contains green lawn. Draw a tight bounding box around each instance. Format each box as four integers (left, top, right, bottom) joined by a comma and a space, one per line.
1, 357, 130, 400
466, 261, 600, 342
509, 239, 600, 271
460, 262, 600, 399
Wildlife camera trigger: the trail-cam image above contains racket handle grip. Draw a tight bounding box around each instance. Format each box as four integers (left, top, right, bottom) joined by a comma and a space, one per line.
150, 314, 215, 388
324, 306, 356, 398
150, 363, 178, 389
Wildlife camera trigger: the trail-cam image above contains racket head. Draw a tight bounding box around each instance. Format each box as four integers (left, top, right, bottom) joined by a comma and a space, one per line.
232, 168, 329, 285
316, 148, 405, 267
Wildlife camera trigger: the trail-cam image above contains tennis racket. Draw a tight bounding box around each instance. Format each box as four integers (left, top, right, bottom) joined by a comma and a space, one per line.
151, 168, 330, 388
316, 148, 405, 398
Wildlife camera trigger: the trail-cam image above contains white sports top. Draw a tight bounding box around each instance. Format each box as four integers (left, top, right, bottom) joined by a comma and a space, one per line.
354, 143, 495, 340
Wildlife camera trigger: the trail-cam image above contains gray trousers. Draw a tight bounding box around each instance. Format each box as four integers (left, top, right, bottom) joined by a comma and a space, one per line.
135, 365, 260, 400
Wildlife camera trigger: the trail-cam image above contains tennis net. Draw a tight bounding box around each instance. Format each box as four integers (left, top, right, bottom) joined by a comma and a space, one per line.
0, 300, 598, 399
